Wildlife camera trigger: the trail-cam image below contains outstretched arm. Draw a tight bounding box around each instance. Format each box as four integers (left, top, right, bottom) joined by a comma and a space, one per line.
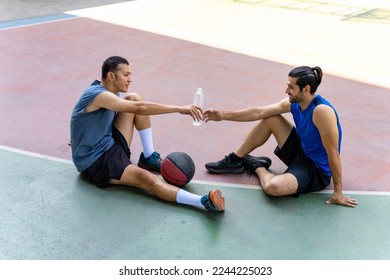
203, 98, 291, 122
314, 105, 357, 207
88, 91, 203, 122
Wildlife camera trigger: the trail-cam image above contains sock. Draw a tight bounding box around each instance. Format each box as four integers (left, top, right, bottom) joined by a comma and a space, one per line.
230, 152, 242, 161
176, 189, 203, 208
139, 128, 154, 158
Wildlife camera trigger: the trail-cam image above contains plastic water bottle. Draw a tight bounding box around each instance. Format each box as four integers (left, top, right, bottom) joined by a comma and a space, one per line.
192, 88, 204, 126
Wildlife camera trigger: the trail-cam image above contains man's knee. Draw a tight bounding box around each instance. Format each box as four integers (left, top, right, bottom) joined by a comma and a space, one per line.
262, 177, 298, 196
262, 115, 287, 127
138, 170, 163, 189
124, 92, 144, 101
135, 168, 155, 183
262, 182, 283, 196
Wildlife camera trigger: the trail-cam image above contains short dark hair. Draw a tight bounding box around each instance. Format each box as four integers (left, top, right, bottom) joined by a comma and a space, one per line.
101, 56, 129, 79
288, 66, 322, 94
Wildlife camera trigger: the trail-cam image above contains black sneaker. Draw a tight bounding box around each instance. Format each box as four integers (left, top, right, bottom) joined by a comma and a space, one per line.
205, 153, 245, 174
242, 155, 272, 174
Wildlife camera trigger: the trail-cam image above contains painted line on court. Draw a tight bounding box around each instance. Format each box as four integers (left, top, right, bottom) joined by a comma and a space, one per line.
192, 179, 390, 196
191, 179, 261, 190
1, 145, 389, 196
64, 0, 390, 89
0, 145, 73, 165
0, 13, 78, 30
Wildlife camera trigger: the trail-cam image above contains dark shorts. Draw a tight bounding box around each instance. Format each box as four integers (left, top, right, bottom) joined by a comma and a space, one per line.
81, 127, 132, 188
274, 128, 331, 194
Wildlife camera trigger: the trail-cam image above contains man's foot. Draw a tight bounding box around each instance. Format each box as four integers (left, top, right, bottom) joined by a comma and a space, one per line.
205, 153, 244, 174
242, 154, 272, 174
201, 190, 225, 212
138, 151, 162, 172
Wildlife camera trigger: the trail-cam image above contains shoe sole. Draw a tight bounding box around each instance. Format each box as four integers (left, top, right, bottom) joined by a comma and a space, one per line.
209, 190, 225, 212
206, 167, 245, 174
138, 162, 161, 173
242, 156, 271, 171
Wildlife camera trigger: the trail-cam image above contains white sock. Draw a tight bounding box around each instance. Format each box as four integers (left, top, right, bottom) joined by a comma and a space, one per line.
176, 189, 204, 208
138, 128, 154, 158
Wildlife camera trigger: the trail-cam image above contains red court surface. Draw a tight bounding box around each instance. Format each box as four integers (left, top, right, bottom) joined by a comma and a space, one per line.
1, 15, 389, 192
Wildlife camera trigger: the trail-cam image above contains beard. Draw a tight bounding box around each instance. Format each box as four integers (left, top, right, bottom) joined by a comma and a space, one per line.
289, 90, 304, 103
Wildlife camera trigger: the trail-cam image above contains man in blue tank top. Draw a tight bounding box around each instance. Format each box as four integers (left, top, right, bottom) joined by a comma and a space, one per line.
204, 66, 357, 207
70, 56, 224, 212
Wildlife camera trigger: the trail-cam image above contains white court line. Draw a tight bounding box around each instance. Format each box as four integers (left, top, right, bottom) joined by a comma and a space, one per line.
0, 145, 73, 165
0, 15, 78, 31
192, 179, 390, 196
1, 144, 389, 196
66, 0, 390, 89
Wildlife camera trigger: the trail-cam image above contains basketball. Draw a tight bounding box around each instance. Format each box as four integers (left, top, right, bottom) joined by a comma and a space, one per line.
161, 152, 195, 187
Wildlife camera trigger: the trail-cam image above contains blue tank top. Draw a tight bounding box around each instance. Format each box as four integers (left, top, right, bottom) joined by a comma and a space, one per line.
290, 95, 342, 176
70, 80, 118, 172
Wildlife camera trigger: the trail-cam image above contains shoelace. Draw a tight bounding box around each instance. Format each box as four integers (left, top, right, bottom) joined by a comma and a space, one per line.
149, 152, 161, 160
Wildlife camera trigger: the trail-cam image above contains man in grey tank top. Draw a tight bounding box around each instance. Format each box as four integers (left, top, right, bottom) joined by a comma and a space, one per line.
70, 56, 224, 212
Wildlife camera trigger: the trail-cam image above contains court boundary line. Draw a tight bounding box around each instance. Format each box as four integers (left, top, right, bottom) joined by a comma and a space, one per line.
0, 13, 78, 31
1, 144, 389, 196
0, 145, 73, 164
192, 179, 390, 196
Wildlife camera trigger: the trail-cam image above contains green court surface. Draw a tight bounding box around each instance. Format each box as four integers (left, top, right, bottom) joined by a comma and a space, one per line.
1, 147, 389, 260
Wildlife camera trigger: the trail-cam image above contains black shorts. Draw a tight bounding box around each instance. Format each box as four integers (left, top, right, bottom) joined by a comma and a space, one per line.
81, 126, 132, 188
274, 128, 331, 194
